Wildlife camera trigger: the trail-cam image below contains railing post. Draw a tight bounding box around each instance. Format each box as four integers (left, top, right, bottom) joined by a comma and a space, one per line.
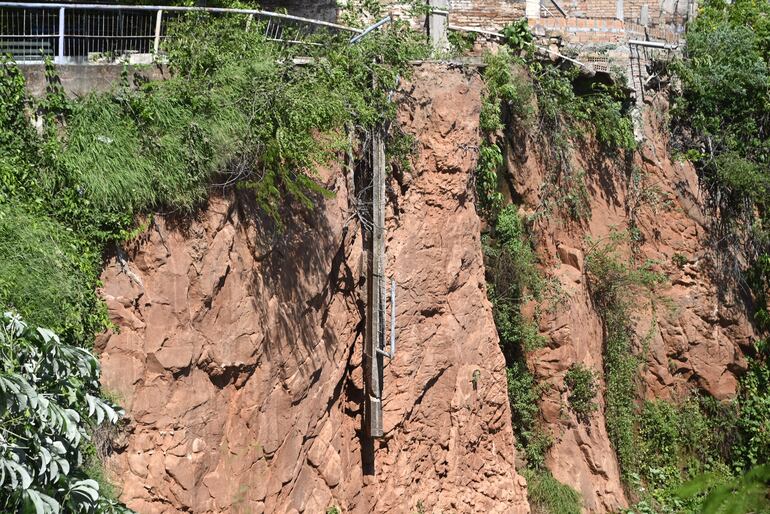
56, 7, 65, 64
526, 0, 541, 19
153, 9, 163, 57
428, 0, 450, 54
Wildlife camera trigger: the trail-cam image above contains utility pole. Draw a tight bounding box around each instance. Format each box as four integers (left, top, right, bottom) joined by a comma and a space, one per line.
365, 124, 386, 438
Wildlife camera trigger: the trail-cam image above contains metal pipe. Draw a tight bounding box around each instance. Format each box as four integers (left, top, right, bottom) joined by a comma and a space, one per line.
0, 2, 362, 33
349, 14, 391, 44
628, 39, 677, 49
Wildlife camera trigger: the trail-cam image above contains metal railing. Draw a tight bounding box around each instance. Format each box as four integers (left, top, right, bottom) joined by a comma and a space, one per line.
0, 2, 362, 64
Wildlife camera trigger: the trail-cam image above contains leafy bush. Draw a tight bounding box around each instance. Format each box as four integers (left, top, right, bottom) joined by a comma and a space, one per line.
0, 312, 128, 514
508, 363, 552, 469
733, 355, 770, 470
676, 464, 770, 514
564, 364, 598, 421
672, 0, 770, 316
484, 206, 545, 358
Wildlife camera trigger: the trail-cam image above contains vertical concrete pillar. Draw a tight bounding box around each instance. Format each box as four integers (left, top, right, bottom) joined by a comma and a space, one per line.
365, 124, 385, 439
640, 4, 649, 25
616, 0, 624, 20
428, 0, 450, 54
56, 7, 65, 64
526, 0, 540, 19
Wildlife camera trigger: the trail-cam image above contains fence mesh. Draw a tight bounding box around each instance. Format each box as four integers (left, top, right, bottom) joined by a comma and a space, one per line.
0, 4, 357, 63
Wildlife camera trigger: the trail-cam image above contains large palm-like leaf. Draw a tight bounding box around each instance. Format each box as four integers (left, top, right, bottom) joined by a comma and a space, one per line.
0, 312, 132, 513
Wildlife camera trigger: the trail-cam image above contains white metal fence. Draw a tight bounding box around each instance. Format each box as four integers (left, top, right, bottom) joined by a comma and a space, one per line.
0, 2, 361, 64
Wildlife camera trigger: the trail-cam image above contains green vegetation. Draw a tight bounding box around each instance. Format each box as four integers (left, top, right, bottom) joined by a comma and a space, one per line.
0, 10, 427, 511
475, 21, 635, 220
523, 469, 582, 514
476, 48, 535, 214
0, 15, 425, 332
507, 363, 552, 469
485, 206, 551, 467
484, 205, 545, 358
733, 354, 770, 470
474, 21, 642, 513
585, 234, 769, 512
0, 312, 128, 513
624, 0, 770, 510
677, 464, 770, 514
564, 364, 598, 422
672, 0, 770, 324
585, 232, 664, 482
484, 206, 580, 514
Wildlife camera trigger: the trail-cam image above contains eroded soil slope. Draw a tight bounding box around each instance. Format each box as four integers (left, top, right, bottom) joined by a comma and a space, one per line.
98, 64, 529, 514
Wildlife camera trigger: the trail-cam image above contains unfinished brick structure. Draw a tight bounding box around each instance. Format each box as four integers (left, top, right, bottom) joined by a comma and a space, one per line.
268, 1, 693, 42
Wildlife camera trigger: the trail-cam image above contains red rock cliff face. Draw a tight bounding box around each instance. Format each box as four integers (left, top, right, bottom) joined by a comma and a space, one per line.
505, 97, 756, 512
98, 64, 530, 514
98, 63, 755, 514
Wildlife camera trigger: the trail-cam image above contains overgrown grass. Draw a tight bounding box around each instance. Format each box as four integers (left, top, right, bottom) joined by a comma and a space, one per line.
523, 469, 582, 514
0, 204, 103, 340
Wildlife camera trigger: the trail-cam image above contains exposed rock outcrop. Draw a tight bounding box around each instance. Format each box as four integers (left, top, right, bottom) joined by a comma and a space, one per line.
98, 64, 529, 514
505, 96, 756, 511
98, 61, 757, 514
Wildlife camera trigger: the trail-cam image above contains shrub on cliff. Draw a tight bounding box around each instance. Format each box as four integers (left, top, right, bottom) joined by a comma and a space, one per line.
0, 312, 128, 514
672, 0, 770, 323
564, 364, 598, 422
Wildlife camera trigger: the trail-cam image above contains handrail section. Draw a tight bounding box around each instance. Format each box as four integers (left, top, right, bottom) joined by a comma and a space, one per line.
0, 1, 362, 64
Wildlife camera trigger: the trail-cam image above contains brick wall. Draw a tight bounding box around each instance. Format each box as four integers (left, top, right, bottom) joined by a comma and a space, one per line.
448, 0, 525, 30
530, 16, 681, 44
260, 1, 689, 41
547, 0, 694, 30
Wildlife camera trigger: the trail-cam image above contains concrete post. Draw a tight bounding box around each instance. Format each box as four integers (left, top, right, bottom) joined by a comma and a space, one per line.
153, 9, 163, 57
56, 7, 65, 64
428, 0, 449, 54
365, 123, 386, 438
526, 0, 541, 19
616, 0, 624, 20
640, 4, 649, 26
